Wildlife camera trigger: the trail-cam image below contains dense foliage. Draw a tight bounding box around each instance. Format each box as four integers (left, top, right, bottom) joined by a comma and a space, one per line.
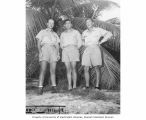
26, 0, 120, 89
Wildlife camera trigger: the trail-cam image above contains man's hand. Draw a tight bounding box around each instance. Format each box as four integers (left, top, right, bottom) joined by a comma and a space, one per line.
37, 39, 42, 57
99, 36, 104, 42
38, 49, 43, 58
97, 43, 100, 46
57, 52, 60, 61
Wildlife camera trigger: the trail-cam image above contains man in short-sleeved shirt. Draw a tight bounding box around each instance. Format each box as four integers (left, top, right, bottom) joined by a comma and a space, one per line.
82, 27, 111, 46
82, 18, 112, 90
36, 19, 60, 95
60, 27, 82, 62
36, 28, 60, 62
82, 27, 112, 66
60, 19, 82, 90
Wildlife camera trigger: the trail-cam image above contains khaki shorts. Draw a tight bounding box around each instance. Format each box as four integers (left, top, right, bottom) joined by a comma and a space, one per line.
62, 45, 79, 62
82, 45, 102, 67
39, 44, 58, 63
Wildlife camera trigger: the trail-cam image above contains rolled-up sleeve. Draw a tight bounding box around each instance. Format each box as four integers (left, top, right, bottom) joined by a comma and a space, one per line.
36, 30, 43, 41
99, 28, 113, 44
100, 28, 112, 37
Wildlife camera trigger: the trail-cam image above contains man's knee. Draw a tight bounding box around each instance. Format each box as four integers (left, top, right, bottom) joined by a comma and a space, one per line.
71, 62, 76, 71
50, 63, 56, 74
50, 68, 55, 74
67, 67, 71, 74
95, 66, 100, 72
65, 63, 71, 74
84, 66, 89, 72
40, 61, 47, 72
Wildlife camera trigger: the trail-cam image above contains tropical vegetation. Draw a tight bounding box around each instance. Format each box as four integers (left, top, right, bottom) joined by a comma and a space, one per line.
26, 0, 120, 90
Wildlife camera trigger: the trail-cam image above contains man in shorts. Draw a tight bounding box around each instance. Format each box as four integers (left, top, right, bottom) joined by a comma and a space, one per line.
36, 19, 60, 95
82, 18, 113, 90
60, 19, 82, 90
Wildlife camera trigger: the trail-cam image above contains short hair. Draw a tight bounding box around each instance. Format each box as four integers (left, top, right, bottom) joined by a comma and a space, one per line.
63, 19, 72, 25
48, 19, 54, 23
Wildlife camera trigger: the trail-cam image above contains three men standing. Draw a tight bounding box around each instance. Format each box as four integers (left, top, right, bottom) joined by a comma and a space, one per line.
35, 18, 112, 95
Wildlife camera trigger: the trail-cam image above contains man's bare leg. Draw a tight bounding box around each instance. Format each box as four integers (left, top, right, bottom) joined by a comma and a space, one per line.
71, 62, 77, 89
38, 61, 48, 94
65, 62, 72, 90
84, 66, 90, 87
50, 62, 57, 93
95, 66, 101, 88
50, 62, 57, 87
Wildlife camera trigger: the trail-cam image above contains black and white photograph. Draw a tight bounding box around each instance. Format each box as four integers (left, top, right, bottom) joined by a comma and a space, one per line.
2, 0, 146, 120
26, 0, 120, 114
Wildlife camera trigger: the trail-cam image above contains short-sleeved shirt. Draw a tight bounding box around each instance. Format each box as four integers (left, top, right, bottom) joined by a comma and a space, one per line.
60, 29, 82, 48
82, 27, 112, 46
36, 29, 60, 45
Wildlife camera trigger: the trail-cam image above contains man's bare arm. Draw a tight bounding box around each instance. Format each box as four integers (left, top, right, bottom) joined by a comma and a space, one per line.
37, 39, 42, 53
99, 32, 112, 44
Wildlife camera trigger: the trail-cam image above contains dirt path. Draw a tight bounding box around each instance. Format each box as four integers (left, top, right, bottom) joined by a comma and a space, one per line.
26, 88, 120, 114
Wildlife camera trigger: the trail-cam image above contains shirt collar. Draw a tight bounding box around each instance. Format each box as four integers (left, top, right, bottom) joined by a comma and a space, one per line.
87, 27, 98, 33
46, 28, 53, 32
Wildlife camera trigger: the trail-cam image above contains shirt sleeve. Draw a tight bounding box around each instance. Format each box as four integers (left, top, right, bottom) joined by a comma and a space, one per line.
36, 30, 43, 41
99, 28, 113, 44
100, 28, 112, 37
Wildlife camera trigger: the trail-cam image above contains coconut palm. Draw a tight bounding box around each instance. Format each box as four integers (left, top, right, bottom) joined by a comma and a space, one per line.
26, 0, 120, 89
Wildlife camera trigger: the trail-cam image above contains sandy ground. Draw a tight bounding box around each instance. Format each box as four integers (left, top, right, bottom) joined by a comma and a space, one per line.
26, 86, 120, 114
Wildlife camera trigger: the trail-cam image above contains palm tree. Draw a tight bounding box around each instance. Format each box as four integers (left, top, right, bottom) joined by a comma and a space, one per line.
26, 0, 120, 89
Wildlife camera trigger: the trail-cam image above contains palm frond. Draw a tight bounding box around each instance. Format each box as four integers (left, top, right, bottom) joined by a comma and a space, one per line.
100, 46, 120, 89
26, 50, 39, 78
56, 0, 120, 51
26, 0, 120, 90
26, 8, 47, 78
27, 0, 55, 8
94, 19, 120, 51
26, 8, 47, 50
78, 45, 120, 89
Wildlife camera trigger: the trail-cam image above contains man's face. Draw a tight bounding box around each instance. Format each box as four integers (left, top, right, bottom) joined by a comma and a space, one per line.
47, 19, 54, 29
64, 21, 72, 30
86, 19, 93, 29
